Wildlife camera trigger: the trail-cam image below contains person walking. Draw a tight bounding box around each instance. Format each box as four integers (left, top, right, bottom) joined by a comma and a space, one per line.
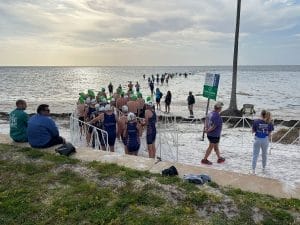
108, 82, 113, 96
201, 102, 225, 165
123, 113, 143, 156
117, 105, 129, 154
155, 88, 163, 110
164, 91, 172, 113
187, 91, 195, 118
9, 99, 29, 142
251, 110, 274, 174
145, 102, 157, 158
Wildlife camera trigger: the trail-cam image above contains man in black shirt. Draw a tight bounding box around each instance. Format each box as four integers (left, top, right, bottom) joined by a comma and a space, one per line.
187, 91, 195, 118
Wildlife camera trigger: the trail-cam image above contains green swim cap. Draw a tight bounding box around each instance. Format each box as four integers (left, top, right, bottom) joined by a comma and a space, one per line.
88, 89, 95, 97
146, 96, 151, 102
131, 95, 137, 101
79, 97, 84, 104
137, 92, 142, 98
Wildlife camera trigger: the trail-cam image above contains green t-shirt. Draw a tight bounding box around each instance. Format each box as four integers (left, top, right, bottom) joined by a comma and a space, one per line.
9, 109, 29, 142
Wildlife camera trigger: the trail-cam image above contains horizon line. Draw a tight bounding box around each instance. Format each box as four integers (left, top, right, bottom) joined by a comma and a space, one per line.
0, 64, 300, 67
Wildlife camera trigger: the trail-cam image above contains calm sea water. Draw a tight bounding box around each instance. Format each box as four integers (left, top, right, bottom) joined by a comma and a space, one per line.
0, 65, 299, 119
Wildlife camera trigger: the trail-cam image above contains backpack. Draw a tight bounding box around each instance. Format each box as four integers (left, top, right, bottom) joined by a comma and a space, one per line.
159, 92, 163, 99
55, 142, 76, 156
162, 166, 178, 176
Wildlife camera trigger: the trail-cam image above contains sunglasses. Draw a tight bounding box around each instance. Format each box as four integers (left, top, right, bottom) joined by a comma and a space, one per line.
44, 109, 50, 112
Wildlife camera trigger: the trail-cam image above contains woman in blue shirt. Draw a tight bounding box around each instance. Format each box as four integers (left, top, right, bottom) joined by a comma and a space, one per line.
252, 110, 274, 174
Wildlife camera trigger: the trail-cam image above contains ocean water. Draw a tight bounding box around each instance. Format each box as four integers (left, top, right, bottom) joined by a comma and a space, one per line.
0, 65, 300, 119
0, 66, 299, 189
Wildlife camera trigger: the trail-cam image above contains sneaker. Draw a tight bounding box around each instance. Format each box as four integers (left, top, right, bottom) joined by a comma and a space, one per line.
217, 157, 225, 163
201, 159, 213, 165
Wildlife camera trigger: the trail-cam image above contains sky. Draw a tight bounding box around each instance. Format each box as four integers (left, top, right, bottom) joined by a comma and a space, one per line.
0, 0, 300, 66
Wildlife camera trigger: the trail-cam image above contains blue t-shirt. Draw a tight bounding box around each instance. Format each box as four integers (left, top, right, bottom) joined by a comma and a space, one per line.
252, 119, 274, 138
206, 111, 222, 137
27, 114, 59, 147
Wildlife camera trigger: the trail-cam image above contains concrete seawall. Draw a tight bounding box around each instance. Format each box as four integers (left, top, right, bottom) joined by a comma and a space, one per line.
1, 134, 299, 199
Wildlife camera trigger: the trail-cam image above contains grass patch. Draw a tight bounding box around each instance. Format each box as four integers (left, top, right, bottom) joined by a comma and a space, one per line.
88, 161, 154, 182
0, 144, 299, 225
17, 146, 79, 164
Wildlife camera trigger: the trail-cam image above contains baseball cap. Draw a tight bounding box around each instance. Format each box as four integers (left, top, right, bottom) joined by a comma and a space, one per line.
214, 102, 224, 109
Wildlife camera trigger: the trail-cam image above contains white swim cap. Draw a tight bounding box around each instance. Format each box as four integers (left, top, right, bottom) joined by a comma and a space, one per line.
146, 101, 153, 107
105, 104, 112, 111
85, 97, 91, 104
122, 105, 128, 112
99, 106, 105, 112
95, 103, 100, 109
127, 112, 136, 121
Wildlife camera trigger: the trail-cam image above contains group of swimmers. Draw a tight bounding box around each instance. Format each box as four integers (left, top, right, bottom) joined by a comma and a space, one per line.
76, 84, 157, 157
76, 71, 194, 157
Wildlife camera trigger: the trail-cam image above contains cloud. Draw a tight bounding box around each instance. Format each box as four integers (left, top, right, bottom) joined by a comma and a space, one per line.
0, 0, 299, 65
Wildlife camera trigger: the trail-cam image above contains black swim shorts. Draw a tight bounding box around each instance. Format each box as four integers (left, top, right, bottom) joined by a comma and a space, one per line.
207, 136, 220, 144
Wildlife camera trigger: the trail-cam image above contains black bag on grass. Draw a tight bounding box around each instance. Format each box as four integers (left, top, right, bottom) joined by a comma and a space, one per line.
55, 143, 76, 156
162, 166, 178, 176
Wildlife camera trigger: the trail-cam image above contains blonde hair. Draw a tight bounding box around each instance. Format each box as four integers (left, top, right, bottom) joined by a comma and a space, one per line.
265, 111, 272, 124
261, 110, 272, 123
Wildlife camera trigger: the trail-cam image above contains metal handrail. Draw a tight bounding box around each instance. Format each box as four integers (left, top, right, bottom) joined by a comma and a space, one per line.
70, 114, 110, 151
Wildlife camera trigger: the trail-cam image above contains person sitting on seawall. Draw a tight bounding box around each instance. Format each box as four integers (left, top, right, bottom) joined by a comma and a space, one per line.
9, 99, 29, 142
251, 110, 274, 174
27, 104, 65, 148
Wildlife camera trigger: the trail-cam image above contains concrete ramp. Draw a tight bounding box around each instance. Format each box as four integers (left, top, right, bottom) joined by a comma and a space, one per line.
1, 134, 299, 199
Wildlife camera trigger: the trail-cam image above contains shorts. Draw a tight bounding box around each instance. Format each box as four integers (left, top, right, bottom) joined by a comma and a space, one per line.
78, 116, 84, 127
207, 136, 220, 144
156, 98, 161, 103
147, 132, 156, 145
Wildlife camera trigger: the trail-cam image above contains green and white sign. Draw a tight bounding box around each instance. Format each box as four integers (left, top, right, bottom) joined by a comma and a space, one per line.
202, 73, 220, 100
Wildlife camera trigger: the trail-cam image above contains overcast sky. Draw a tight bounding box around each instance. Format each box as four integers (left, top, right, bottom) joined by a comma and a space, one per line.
0, 0, 299, 66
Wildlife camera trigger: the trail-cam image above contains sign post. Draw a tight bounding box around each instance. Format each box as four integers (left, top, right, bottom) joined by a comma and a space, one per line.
201, 73, 220, 140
